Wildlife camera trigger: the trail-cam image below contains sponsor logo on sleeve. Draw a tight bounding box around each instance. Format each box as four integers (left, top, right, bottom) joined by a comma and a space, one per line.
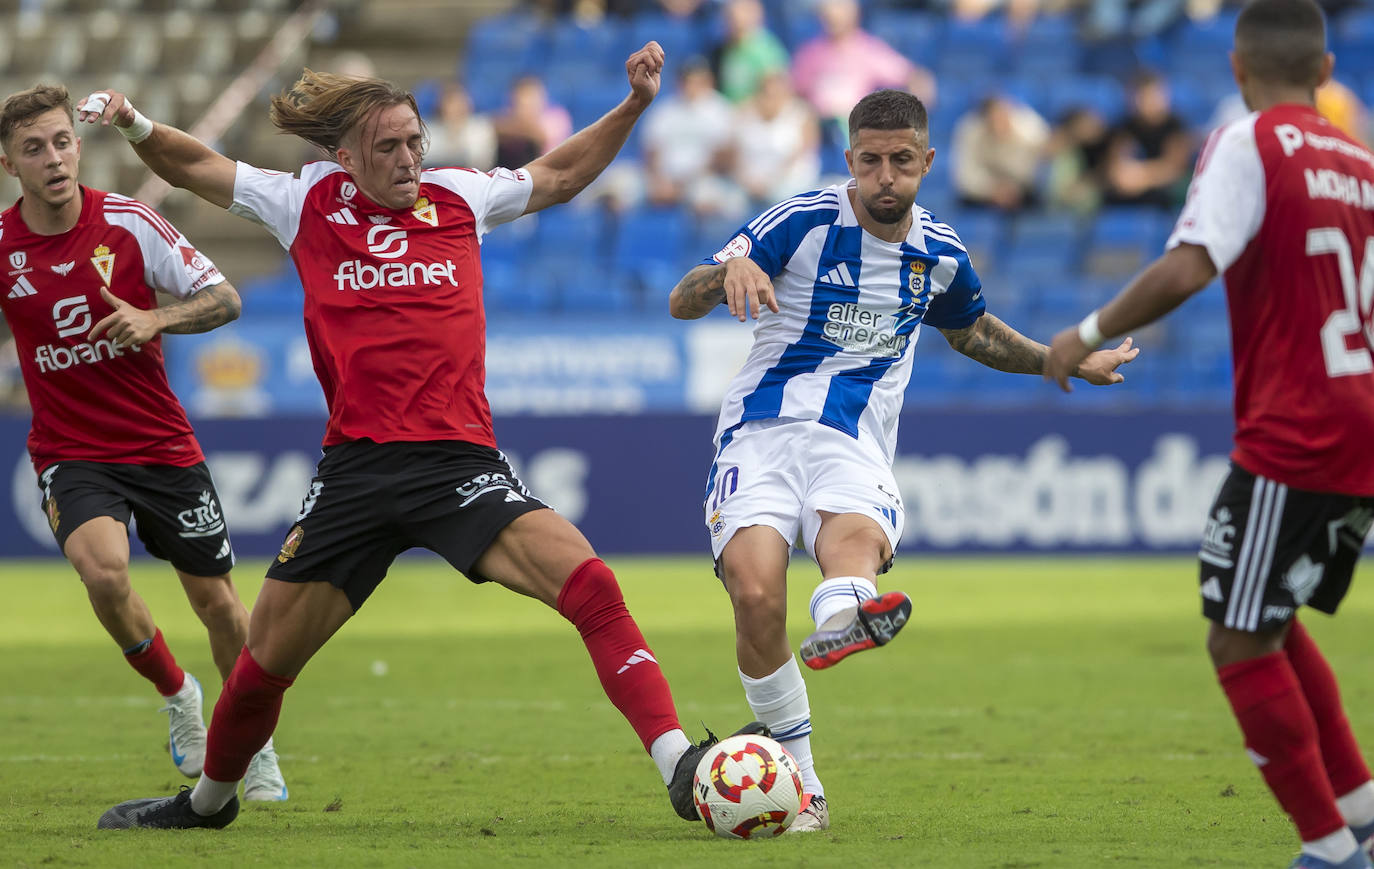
713, 234, 751, 263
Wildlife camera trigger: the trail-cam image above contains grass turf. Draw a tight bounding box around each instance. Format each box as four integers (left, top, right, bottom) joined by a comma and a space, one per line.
0, 555, 1370, 868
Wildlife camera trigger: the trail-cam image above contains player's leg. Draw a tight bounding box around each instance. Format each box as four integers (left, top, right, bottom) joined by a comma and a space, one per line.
470, 507, 762, 820
1202, 466, 1367, 866
174, 571, 247, 680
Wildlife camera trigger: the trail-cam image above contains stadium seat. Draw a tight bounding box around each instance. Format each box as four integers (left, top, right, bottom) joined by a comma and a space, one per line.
1041, 76, 1126, 125
535, 207, 611, 264
613, 207, 691, 269
867, 9, 942, 67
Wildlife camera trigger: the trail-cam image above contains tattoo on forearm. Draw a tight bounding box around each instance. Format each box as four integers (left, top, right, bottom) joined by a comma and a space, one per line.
671, 265, 726, 318
159, 284, 240, 334
939, 313, 1047, 375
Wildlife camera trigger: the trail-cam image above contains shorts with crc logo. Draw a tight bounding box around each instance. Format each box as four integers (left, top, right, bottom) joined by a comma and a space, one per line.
1199, 463, 1373, 632
266, 439, 549, 611
703, 419, 903, 574
35, 460, 236, 576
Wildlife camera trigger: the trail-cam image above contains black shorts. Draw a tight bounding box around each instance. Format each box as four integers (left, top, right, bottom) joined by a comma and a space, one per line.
36, 460, 236, 576
265, 440, 549, 611
1199, 464, 1373, 632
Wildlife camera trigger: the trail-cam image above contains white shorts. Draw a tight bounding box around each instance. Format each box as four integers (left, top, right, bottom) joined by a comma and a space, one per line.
703, 419, 904, 564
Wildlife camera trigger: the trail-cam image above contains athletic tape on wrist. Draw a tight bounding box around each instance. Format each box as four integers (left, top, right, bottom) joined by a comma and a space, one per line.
1077, 310, 1105, 349
119, 106, 154, 144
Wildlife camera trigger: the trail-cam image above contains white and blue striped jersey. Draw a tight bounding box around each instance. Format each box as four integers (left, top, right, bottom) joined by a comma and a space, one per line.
702, 181, 985, 463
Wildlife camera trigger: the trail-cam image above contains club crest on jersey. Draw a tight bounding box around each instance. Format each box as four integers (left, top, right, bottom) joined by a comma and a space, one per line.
51, 261, 75, 276
44, 497, 60, 533
412, 196, 438, 227
90, 244, 115, 287
277, 524, 304, 563
908, 260, 926, 294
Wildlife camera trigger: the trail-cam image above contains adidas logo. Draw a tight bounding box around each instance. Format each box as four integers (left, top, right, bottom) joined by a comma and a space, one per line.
326, 208, 358, 225
1200, 577, 1224, 603
7, 275, 36, 298
504, 490, 525, 503
616, 648, 657, 675
819, 262, 856, 288
217, 539, 231, 558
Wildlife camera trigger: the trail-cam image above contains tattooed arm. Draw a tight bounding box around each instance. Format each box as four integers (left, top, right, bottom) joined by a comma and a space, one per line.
87, 282, 241, 347
670, 257, 778, 321
941, 313, 1139, 384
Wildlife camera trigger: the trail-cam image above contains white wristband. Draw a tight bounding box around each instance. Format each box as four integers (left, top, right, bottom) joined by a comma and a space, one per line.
1077, 310, 1106, 349
119, 104, 154, 144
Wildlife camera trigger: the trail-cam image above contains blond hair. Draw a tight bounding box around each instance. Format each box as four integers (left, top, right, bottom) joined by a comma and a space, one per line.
0, 83, 73, 150
269, 69, 426, 160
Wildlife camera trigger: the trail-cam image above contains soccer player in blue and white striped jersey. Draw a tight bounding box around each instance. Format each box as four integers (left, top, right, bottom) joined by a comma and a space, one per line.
669, 89, 1138, 831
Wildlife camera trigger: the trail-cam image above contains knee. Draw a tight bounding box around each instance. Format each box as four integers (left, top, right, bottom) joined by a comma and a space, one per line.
186, 580, 246, 626
726, 574, 785, 627
1206, 622, 1285, 669
814, 525, 890, 570
78, 561, 132, 606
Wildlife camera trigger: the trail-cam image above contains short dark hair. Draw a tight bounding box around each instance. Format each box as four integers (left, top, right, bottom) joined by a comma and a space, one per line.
1235, 0, 1326, 88
0, 84, 73, 150
848, 89, 927, 144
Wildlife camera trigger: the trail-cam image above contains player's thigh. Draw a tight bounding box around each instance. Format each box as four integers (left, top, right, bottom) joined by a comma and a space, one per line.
704, 422, 807, 568
266, 443, 409, 613
121, 462, 236, 578
36, 462, 134, 576
812, 511, 893, 579
246, 577, 356, 678
799, 432, 903, 572
471, 509, 596, 606
718, 525, 792, 617
1198, 463, 1373, 636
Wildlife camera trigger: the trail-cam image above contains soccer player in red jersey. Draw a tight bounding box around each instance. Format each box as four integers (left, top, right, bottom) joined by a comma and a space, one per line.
0, 84, 286, 800
1046, 2, 1374, 866
82, 43, 763, 831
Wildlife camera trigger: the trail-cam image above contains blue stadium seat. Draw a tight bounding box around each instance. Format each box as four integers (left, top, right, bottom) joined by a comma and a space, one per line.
483, 261, 556, 313
1041, 75, 1126, 124
561, 272, 637, 314
535, 207, 610, 263
867, 9, 943, 67
1336, 12, 1374, 76
1010, 213, 1083, 252
613, 207, 691, 268
935, 17, 1011, 79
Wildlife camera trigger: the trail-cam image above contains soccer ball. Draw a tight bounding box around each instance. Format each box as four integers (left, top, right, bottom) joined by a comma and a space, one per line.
693, 734, 804, 839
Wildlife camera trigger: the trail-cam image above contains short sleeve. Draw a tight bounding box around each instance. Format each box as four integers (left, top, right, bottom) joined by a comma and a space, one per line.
701, 189, 839, 278
101, 197, 224, 300
1166, 116, 1266, 273
425, 166, 533, 237
922, 247, 986, 330
229, 161, 340, 250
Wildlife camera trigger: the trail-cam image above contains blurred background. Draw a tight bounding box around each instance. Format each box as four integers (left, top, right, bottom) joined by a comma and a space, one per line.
1, 0, 1369, 560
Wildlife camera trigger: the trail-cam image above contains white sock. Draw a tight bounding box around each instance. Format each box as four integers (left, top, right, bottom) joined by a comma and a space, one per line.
739, 657, 823, 798
190, 773, 237, 816
650, 729, 693, 786
1301, 826, 1359, 862
810, 576, 877, 630
1338, 781, 1374, 828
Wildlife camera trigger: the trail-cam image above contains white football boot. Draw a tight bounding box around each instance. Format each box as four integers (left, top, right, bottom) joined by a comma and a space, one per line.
787, 794, 830, 832
160, 673, 207, 778
243, 738, 288, 802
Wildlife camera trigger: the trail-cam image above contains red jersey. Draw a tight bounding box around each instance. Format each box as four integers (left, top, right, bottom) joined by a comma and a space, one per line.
1168, 105, 1374, 495
0, 187, 222, 470
229, 161, 532, 448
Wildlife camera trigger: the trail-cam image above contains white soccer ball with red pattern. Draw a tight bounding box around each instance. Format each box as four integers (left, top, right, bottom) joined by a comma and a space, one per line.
692, 734, 804, 839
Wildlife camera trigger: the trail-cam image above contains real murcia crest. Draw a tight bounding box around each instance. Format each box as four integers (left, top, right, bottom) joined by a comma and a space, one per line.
412, 196, 438, 227
90, 244, 115, 287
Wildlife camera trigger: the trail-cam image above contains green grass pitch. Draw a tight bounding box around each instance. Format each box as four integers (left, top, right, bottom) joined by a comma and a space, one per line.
1, 555, 1370, 868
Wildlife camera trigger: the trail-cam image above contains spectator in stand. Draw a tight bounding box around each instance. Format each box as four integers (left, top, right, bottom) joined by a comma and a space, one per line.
1102, 70, 1192, 210
425, 81, 496, 170
709, 0, 789, 103
493, 75, 573, 169
1046, 106, 1112, 214
729, 71, 820, 211
951, 95, 1050, 212
642, 58, 738, 214
791, 0, 937, 127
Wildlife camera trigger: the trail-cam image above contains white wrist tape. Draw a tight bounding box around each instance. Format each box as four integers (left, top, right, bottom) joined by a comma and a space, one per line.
1077, 310, 1106, 349
119, 104, 154, 144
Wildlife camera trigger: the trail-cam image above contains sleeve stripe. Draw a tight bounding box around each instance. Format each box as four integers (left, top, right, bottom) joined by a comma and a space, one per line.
754, 191, 839, 239
105, 199, 180, 247
920, 221, 967, 252
748, 189, 832, 235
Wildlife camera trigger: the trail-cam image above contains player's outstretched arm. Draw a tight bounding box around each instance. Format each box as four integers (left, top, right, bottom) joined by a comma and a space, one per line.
521, 41, 664, 214
941, 312, 1139, 384
669, 258, 778, 321
87, 283, 241, 348
1044, 243, 1215, 391
76, 91, 235, 209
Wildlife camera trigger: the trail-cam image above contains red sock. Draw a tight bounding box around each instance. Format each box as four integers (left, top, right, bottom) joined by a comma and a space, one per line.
1218, 651, 1346, 841
124, 628, 185, 697
556, 558, 681, 752
203, 647, 294, 782
1286, 619, 1373, 796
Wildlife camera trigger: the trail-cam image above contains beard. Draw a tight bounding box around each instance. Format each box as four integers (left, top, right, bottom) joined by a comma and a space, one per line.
862, 190, 914, 224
